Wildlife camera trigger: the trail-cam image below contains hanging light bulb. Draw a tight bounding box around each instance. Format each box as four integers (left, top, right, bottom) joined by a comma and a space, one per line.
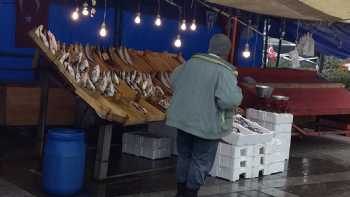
242, 43, 251, 59
99, 22, 108, 37
71, 7, 80, 21
154, 14, 162, 27
174, 34, 182, 48
190, 19, 197, 31
180, 19, 187, 31
134, 12, 141, 24
82, 2, 89, 16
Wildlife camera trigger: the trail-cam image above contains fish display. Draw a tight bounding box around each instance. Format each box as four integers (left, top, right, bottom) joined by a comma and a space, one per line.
32, 25, 183, 123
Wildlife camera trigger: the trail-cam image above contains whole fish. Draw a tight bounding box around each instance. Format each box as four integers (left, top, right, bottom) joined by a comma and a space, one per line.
105, 81, 115, 97
91, 64, 101, 84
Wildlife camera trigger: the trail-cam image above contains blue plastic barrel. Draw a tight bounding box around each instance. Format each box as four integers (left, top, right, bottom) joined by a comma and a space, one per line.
43, 128, 86, 196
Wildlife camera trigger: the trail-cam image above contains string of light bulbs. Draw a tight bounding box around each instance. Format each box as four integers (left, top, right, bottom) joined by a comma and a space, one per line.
71, 0, 96, 21
99, 0, 108, 37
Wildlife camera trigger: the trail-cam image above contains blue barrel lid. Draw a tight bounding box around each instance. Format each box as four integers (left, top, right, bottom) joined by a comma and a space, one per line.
48, 128, 85, 141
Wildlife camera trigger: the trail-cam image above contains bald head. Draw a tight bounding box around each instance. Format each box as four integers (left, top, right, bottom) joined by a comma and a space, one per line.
208, 34, 231, 60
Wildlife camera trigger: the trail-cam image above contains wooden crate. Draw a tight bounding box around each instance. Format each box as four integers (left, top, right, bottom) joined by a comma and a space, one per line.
0, 85, 76, 126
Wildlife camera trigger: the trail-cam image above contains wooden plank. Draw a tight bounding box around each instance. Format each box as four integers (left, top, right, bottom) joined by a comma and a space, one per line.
5, 86, 41, 126
128, 49, 154, 72
139, 99, 166, 122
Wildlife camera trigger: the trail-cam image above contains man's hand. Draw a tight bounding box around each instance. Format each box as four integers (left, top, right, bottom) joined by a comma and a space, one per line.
235, 107, 245, 116
233, 71, 238, 77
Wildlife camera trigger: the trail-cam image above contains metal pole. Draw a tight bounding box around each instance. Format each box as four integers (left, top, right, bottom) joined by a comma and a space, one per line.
276, 19, 286, 68
276, 36, 283, 68
263, 19, 269, 68
229, 17, 238, 64
319, 54, 325, 73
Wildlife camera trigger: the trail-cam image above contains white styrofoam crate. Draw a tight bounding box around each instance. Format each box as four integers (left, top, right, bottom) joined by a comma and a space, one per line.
122, 132, 172, 159
222, 126, 256, 145
264, 122, 292, 133
218, 142, 255, 157
246, 108, 259, 120
264, 112, 293, 124
148, 122, 178, 155
253, 144, 268, 156
216, 154, 253, 169
280, 150, 290, 161
212, 166, 253, 182
122, 143, 142, 156
275, 133, 292, 144
209, 157, 219, 177
251, 166, 270, 177
265, 161, 285, 175
266, 152, 285, 165
250, 119, 292, 133
135, 133, 171, 149
141, 147, 171, 159
247, 108, 293, 124
223, 116, 274, 145
266, 138, 283, 154
251, 156, 285, 177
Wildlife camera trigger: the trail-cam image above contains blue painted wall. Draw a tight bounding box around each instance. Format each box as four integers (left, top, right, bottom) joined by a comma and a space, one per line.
0, 0, 35, 82
0, 1, 222, 82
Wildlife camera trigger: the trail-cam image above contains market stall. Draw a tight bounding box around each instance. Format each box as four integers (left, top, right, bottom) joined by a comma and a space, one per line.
28, 24, 188, 179
238, 68, 350, 136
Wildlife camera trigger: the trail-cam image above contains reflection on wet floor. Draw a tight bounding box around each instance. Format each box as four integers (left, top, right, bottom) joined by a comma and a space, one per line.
2, 129, 350, 196
282, 180, 350, 197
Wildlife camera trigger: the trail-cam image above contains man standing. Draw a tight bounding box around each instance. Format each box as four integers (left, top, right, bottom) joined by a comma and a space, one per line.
166, 34, 243, 197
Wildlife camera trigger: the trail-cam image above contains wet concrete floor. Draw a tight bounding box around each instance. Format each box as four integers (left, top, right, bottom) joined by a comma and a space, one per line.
2, 128, 350, 197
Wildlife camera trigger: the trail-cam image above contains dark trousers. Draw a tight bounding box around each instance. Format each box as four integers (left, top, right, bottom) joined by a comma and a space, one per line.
176, 130, 219, 190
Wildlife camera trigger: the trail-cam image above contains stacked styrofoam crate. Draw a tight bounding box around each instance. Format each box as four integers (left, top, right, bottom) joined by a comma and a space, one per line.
210, 115, 274, 182
247, 108, 293, 174
148, 122, 178, 155
122, 132, 172, 160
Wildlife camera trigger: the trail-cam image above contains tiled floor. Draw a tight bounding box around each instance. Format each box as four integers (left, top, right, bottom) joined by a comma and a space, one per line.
2, 128, 350, 197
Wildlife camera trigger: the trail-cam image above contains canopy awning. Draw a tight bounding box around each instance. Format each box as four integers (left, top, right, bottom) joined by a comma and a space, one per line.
207, 0, 350, 22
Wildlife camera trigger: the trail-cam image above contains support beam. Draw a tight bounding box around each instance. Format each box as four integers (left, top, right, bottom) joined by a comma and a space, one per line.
263, 19, 269, 68
229, 16, 238, 64
94, 124, 113, 180
36, 53, 49, 158
276, 19, 286, 68
275, 37, 282, 68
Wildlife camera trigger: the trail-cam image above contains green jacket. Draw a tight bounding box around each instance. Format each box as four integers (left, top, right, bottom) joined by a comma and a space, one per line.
166, 54, 243, 140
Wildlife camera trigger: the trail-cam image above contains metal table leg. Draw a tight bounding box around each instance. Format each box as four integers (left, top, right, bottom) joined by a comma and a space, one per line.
94, 124, 113, 180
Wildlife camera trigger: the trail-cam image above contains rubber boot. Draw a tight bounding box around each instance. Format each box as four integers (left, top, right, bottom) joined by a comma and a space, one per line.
184, 187, 198, 197
175, 183, 186, 197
